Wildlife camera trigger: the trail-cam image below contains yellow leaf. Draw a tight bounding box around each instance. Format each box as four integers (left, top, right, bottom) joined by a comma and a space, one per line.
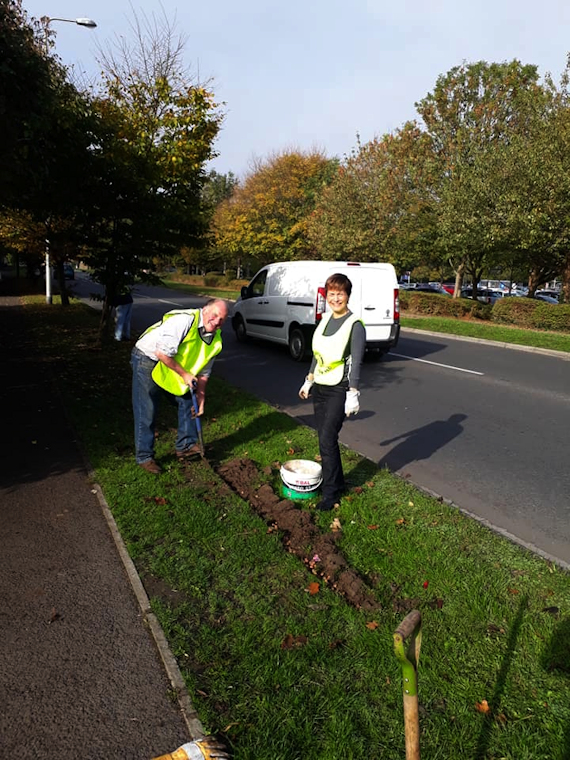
475, 699, 490, 713
366, 621, 379, 630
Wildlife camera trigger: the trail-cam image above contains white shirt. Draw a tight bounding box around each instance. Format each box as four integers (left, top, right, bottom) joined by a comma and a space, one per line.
135, 310, 216, 376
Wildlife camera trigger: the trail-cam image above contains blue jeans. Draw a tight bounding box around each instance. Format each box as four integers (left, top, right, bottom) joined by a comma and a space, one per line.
115, 303, 132, 341
313, 383, 346, 504
131, 348, 198, 463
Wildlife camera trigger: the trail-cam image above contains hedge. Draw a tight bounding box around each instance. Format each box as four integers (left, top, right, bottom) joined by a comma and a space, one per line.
399, 291, 570, 332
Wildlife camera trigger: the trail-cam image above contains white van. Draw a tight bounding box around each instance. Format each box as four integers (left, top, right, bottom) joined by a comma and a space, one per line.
231, 260, 400, 361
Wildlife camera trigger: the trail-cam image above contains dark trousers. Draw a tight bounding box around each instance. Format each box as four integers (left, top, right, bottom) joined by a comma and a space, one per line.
313, 383, 346, 504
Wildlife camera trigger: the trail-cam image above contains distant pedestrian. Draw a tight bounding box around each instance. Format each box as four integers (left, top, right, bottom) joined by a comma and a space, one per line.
131, 299, 229, 474
111, 290, 134, 341
298, 273, 365, 510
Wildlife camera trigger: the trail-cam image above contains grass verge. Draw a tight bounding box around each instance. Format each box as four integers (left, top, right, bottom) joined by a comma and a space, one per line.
401, 315, 570, 353
22, 294, 570, 760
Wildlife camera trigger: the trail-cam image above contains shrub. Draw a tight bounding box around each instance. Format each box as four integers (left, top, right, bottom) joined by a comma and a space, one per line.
531, 303, 570, 332
400, 291, 483, 319
492, 298, 570, 332
492, 297, 537, 327
204, 272, 224, 287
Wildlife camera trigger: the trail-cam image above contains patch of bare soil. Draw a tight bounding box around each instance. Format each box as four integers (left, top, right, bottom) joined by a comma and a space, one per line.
216, 457, 381, 611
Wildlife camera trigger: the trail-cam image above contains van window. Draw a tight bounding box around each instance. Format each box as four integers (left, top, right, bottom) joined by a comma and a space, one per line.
267, 266, 314, 298
250, 269, 267, 297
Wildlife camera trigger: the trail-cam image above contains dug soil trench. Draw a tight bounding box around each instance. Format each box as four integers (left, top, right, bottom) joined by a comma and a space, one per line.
216, 457, 422, 614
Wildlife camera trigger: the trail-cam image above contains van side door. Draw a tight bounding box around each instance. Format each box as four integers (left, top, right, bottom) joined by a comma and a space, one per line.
238, 268, 284, 341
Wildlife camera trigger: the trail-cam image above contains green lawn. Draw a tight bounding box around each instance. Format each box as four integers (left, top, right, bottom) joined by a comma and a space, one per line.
22, 294, 570, 760
401, 315, 570, 353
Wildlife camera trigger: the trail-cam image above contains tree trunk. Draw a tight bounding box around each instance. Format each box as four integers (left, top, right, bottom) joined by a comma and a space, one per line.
97, 299, 115, 346
561, 251, 570, 304
453, 263, 464, 298
527, 269, 542, 297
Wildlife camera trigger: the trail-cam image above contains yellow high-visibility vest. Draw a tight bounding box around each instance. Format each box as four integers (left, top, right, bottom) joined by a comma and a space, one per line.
142, 309, 223, 395
313, 312, 361, 386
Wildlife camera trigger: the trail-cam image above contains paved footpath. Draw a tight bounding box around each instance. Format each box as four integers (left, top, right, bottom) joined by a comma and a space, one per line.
0, 290, 202, 759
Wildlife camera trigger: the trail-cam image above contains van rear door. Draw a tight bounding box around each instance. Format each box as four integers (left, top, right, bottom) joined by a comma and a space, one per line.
356, 265, 399, 345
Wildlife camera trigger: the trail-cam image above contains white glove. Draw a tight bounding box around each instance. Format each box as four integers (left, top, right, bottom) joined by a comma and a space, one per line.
345, 389, 360, 416
299, 375, 314, 399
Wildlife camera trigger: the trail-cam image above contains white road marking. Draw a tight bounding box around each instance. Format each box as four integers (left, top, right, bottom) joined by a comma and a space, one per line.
137, 295, 184, 307
390, 352, 484, 376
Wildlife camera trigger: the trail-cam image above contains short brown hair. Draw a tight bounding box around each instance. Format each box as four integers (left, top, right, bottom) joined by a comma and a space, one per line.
325, 273, 352, 298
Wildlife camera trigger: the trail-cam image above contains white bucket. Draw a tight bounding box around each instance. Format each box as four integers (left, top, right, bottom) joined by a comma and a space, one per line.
280, 459, 323, 491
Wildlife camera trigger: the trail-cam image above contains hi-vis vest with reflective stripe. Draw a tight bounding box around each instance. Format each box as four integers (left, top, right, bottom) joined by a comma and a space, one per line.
142, 309, 223, 396
312, 312, 362, 386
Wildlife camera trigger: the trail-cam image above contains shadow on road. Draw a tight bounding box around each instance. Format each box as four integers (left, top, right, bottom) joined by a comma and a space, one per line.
377, 413, 467, 473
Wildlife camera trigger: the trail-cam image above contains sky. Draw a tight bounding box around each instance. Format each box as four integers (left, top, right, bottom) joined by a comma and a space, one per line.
21, 0, 570, 180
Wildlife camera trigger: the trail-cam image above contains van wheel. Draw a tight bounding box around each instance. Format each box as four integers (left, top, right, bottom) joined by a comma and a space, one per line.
234, 316, 247, 343
288, 327, 307, 361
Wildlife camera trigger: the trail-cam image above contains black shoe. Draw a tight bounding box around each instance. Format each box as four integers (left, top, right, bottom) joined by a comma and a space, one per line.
316, 499, 335, 511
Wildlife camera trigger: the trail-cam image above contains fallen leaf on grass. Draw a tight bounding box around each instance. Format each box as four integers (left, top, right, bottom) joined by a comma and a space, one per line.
287, 447, 295, 455
281, 634, 308, 650
330, 517, 342, 532
475, 700, 490, 714
507, 588, 520, 594
542, 606, 560, 616
367, 525, 378, 530
408, 501, 414, 507
307, 582, 320, 595
395, 518, 406, 526
487, 624, 505, 636
353, 486, 364, 495
366, 481, 374, 488
366, 621, 379, 630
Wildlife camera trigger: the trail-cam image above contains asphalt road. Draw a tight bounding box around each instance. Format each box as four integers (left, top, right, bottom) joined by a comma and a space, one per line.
71, 274, 570, 568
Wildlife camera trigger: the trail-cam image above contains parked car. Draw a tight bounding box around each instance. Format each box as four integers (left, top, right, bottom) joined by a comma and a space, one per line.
535, 290, 559, 302
534, 293, 559, 304
63, 263, 75, 280
460, 287, 504, 305
407, 283, 451, 296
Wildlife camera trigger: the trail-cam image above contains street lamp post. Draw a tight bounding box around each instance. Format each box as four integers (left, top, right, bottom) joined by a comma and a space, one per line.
41, 14, 97, 303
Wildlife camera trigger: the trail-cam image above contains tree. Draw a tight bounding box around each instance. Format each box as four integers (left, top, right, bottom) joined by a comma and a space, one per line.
415, 60, 549, 296
212, 150, 337, 274
82, 7, 223, 340
307, 125, 438, 269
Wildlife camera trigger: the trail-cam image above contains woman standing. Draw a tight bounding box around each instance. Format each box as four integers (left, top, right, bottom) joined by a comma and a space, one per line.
299, 273, 366, 511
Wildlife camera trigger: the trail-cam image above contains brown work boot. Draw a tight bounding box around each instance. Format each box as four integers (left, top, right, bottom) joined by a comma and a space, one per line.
139, 459, 162, 475
176, 443, 202, 460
